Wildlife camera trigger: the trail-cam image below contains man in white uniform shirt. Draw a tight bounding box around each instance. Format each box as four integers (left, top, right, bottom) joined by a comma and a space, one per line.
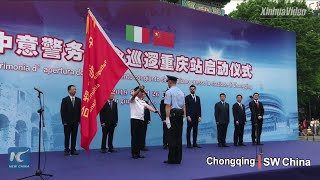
130, 85, 158, 159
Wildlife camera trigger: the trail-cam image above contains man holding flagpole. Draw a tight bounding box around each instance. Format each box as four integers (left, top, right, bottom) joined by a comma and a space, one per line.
81, 9, 160, 153
130, 85, 158, 159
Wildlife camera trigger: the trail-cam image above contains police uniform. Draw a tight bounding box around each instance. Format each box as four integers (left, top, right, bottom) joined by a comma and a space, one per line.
164, 75, 185, 164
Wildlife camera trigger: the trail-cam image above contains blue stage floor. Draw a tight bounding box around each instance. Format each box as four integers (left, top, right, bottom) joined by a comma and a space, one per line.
1, 141, 320, 180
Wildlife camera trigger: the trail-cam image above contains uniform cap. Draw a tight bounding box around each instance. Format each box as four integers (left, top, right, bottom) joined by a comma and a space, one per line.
166, 75, 178, 82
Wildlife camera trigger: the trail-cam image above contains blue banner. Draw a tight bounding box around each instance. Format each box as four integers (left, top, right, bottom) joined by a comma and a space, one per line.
0, 0, 297, 154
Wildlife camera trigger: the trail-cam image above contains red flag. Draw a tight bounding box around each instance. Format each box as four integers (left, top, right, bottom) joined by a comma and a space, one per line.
81, 10, 128, 152
153, 30, 175, 48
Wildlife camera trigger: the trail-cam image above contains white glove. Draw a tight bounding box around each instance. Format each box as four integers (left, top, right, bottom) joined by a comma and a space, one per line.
165, 117, 171, 129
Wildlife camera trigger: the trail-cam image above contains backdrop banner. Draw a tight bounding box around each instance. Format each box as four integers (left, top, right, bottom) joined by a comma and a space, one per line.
0, 0, 297, 153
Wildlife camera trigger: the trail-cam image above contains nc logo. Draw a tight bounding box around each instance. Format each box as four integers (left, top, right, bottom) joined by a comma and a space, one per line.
8, 147, 31, 170
9, 148, 30, 162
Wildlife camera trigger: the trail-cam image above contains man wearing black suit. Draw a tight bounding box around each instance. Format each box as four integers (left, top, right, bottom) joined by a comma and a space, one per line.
60, 85, 81, 156
142, 99, 151, 151
185, 85, 202, 148
99, 92, 118, 153
160, 92, 168, 149
232, 95, 246, 146
214, 93, 229, 147
249, 92, 264, 145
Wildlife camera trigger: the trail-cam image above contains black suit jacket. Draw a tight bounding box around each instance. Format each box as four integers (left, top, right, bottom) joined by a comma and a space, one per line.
99, 100, 118, 126
249, 100, 264, 122
144, 101, 151, 122
160, 99, 166, 121
232, 103, 246, 124
60, 96, 81, 124
214, 101, 229, 124
185, 94, 202, 119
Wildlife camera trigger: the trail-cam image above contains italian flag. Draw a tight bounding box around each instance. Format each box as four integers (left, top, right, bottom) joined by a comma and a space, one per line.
126, 25, 150, 44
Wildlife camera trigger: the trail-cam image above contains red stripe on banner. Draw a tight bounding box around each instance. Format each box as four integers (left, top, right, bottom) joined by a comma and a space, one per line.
258, 154, 262, 169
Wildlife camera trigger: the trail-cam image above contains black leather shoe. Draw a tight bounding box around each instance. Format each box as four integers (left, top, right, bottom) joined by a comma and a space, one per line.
64, 150, 70, 156
101, 149, 107, 153
239, 143, 246, 146
141, 147, 149, 151
132, 155, 139, 159
71, 151, 79, 155
222, 144, 229, 147
108, 149, 116, 153
234, 144, 238, 146
137, 155, 145, 158
218, 143, 222, 147
163, 160, 176, 164
193, 145, 201, 148
187, 145, 192, 148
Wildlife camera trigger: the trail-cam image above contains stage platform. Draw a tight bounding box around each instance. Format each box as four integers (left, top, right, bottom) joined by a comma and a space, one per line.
1, 141, 320, 180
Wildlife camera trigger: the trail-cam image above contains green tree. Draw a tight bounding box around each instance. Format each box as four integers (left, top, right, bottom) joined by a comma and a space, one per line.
229, 0, 320, 112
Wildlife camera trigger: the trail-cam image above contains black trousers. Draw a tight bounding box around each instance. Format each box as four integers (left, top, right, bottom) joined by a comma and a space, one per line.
163, 123, 169, 147
131, 119, 144, 156
142, 121, 148, 148
186, 118, 199, 146
252, 121, 263, 143
64, 122, 78, 152
217, 123, 228, 144
101, 125, 115, 150
234, 123, 245, 145
168, 110, 183, 163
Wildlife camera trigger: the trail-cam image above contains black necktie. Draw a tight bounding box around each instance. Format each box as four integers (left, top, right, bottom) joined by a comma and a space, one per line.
72, 97, 75, 107
109, 101, 112, 109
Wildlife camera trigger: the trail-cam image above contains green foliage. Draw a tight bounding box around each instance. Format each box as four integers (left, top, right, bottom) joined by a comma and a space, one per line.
229, 0, 320, 108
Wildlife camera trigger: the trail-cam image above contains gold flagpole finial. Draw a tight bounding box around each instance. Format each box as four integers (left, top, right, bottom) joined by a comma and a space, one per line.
86, 14, 90, 34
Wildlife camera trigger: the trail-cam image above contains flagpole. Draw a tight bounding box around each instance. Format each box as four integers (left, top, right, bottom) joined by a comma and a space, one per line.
127, 68, 162, 119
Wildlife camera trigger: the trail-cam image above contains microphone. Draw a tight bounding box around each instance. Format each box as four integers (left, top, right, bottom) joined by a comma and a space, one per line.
34, 87, 43, 94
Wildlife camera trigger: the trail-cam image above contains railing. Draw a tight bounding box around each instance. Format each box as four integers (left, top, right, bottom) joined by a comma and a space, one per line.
299, 119, 320, 141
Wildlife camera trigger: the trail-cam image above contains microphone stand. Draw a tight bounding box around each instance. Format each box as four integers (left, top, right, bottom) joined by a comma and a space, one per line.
306, 119, 309, 141
18, 89, 53, 180
313, 122, 315, 142
252, 102, 262, 162
252, 102, 258, 162
307, 98, 311, 141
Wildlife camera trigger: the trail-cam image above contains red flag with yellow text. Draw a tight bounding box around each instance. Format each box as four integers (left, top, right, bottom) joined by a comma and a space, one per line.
81, 10, 128, 152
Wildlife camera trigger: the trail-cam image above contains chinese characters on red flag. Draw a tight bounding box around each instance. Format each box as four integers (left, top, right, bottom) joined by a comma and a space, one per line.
81, 10, 128, 152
